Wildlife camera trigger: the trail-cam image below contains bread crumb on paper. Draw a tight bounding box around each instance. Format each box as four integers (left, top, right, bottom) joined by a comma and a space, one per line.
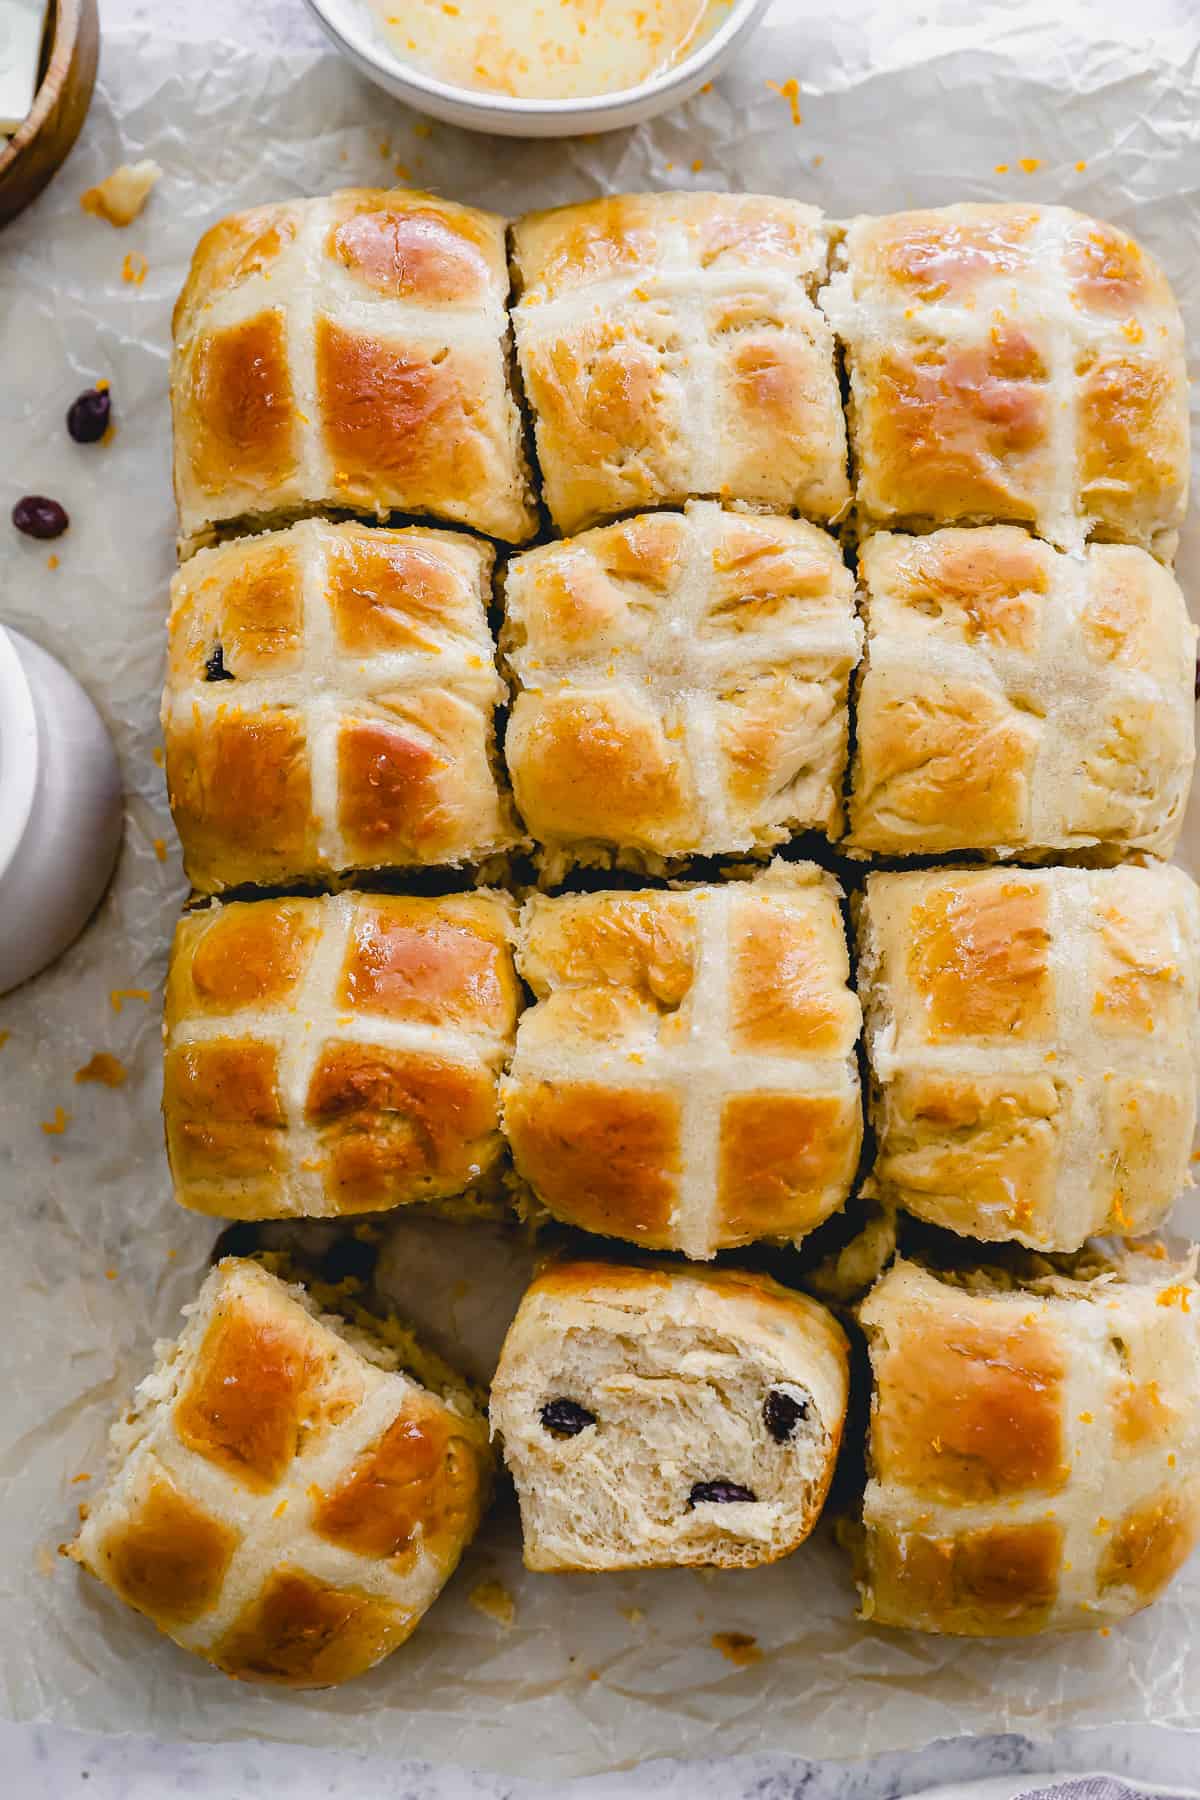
620, 1606, 645, 1624
469, 1579, 516, 1627
711, 1631, 762, 1667
0, 1031, 9, 1051
81, 160, 161, 228
74, 1053, 127, 1088
121, 252, 149, 286
152, 837, 167, 862
40, 1107, 69, 1136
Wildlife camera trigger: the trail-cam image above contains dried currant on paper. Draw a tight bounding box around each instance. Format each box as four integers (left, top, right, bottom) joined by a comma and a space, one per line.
67, 387, 112, 443
12, 496, 69, 540
540, 1398, 597, 1438
688, 1480, 757, 1507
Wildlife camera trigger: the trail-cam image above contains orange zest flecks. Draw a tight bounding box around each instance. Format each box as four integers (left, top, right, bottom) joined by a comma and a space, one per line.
105, 1268, 118, 1280
152, 746, 164, 767
1019, 157, 1041, 174
71, 1472, 92, 1484
1157, 1284, 1192, 1312
47, 554, 59, 571
41, 1107, 69, 1136
994, 163, 1009, 174
699, 81, 713, 94
152, 837, 167, 862
1078, 1411, 1094, 1424
767, 78, 802, 126
691, 157, 704, 173
1076, 160, 1088, 172
121, 251, 148, 286
110, 988, 151, 1013
414, 121, 432, 138
74, 1053, 127, 1088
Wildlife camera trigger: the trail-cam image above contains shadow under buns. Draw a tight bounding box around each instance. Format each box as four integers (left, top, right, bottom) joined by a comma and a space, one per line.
162, 889, 520, 1221
855, 862, 1200, 1253
820, 203, 1189, 556
500, 501, 862, 876
65, 1257, 492, 1686
171, 189, 538, 554
490, 1256, 850, 1572
511, 192, 850, 536
162, 518, 525, 896
846, 525, 1196, 862
502, 860, 862, 1259
851, 1247, 1200, 1635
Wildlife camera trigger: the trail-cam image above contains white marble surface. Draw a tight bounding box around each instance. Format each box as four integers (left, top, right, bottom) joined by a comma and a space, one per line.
5, 0, 1200, 1792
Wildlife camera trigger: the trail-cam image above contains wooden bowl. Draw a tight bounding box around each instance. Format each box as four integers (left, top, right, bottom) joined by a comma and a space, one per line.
0, 0, 99, 229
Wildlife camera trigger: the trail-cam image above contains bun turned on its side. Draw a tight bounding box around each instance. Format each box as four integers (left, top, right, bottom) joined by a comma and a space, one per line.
66, 1258, 492, 1686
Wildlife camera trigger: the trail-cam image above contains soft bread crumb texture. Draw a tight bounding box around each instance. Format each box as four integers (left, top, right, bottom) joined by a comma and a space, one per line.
490, 1259, 849, 1572
65, 1258, 492, 1686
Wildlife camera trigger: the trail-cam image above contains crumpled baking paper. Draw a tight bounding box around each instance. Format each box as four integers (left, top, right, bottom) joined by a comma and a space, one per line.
2, 4, 1200, 1776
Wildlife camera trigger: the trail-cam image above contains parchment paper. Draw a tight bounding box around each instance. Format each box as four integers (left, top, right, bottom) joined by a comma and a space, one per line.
3, 3, 1200, 1775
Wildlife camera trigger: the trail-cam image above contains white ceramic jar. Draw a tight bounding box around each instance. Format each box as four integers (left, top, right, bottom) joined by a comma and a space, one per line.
0, 624, 122, 995
302, 0, 770, 136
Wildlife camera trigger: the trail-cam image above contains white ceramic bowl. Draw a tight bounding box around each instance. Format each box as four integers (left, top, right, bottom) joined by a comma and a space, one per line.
302, 0, 771, 137
0, 625, 122, 996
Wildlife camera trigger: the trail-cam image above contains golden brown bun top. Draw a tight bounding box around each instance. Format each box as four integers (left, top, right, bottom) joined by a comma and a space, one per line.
857, 1254, 1200, 1634
176, 188, 509, 341
527, 1254, 850, 1361
68, 1259, 491, 1686
513, 191, 829, 304
167, 890, 520, 1035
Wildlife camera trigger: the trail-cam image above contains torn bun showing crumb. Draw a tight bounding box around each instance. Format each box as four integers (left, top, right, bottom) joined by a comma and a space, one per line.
490, 1258, 849, 1572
